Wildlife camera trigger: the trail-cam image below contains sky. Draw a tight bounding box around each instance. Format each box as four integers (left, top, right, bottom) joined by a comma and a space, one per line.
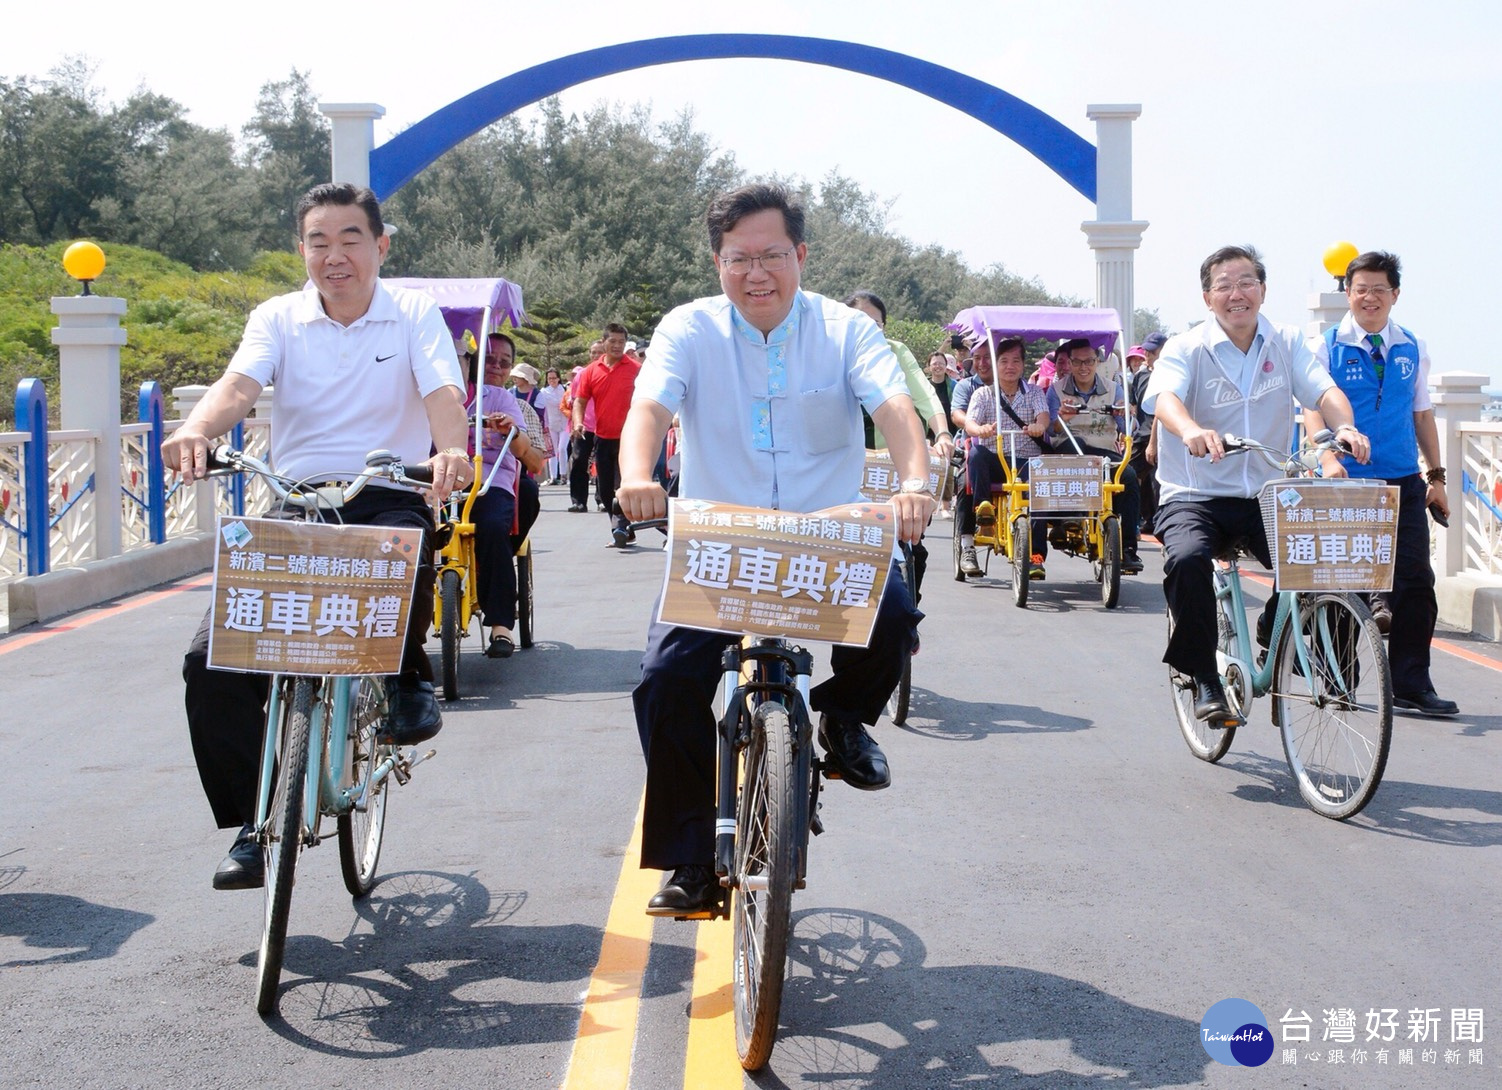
6, 0, 1501, 386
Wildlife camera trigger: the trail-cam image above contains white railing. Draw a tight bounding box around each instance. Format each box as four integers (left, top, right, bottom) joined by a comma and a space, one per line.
46, 430, 99, 570
0, 431, 22, 582
1458, 422, 1502, 577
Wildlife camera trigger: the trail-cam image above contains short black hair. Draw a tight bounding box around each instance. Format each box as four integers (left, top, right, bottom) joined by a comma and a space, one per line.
602, 322, 629, 339
1199, 245, 1266, 292
706, 183, 806, 254
995, 336, 1025, 358
295, 182, 384, 240
487, 330, 516, 357
1346, 250, 1401, 290
843, 290, 887, 324
1059, 337, 1095, 358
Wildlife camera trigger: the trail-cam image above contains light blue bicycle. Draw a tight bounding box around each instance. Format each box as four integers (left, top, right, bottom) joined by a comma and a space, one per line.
1168, 432, 1393, 820
208, 446, 439, 1013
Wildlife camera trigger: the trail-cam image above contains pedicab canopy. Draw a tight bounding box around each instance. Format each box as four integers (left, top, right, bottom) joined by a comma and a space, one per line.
947, 305, 1122, 358
385, 277, 527, 342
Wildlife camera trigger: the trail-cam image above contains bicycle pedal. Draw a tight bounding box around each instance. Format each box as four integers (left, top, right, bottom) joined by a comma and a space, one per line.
1209, 714, 1244, 731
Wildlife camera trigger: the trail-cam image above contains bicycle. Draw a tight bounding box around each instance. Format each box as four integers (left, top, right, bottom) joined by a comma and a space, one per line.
433, 428, 525, 700
628, 512, 830, 1071
1166, 431, 1394, 820
207, 445, 441, 1013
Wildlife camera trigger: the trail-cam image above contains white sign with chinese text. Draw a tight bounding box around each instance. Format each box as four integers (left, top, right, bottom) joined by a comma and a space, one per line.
656, 499, 896, 646
1263, 480, 1399, 593
859, 450, 945, 502
207, 516, 423, 675
1026, 455, 1108, 514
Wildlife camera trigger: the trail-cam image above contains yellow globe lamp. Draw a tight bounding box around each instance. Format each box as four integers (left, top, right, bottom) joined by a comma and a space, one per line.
62, 241, 107, 295
1322, 240, 1359, 289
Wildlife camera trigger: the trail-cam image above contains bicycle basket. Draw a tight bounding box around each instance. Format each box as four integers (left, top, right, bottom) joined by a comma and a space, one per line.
1258, 478, 1399, 593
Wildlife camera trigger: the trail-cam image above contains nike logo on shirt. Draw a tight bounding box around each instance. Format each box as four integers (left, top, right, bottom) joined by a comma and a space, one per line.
375, 353, 397, 362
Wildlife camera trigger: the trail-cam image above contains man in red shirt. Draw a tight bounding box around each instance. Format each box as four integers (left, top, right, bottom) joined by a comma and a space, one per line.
572, 322, 642, 546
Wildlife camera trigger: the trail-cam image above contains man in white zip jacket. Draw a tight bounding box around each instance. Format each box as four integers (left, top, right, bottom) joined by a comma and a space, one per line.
1143, 245, 1370, 724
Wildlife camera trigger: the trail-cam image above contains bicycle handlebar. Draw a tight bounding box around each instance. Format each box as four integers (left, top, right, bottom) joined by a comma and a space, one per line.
207, 446, 434, 509
1222, 429, 1351, 476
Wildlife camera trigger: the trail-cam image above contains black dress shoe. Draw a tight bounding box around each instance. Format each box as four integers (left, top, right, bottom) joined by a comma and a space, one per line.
567, 503, 587, 513
646, 864, 721, 917
213, 824, 264, 890
817, 714, 891, 790
1122, 551, 1144, 575
380, 678, 443, 745
1192, 673, 1232, 723
1394, 690, 1460, 717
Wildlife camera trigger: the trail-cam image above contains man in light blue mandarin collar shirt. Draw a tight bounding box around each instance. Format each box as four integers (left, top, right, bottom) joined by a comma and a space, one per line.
616, 183, 935, 917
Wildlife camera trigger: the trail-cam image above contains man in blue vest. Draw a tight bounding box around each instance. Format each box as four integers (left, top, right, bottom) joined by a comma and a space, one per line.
1305, 251, 1458, 717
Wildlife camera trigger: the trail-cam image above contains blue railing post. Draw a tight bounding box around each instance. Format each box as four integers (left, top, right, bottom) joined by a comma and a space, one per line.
229, 421, 246, 516
139, 380, 166, 544
16, 378, 50, 576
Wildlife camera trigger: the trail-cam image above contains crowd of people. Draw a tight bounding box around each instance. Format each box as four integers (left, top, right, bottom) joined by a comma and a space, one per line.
164, 180, 1460, 906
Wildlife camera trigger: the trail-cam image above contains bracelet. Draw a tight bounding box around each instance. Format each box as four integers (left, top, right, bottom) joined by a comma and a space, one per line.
1426, 466, 1446, 485
1335, 424, 1359, 434
438, 447, 469, 459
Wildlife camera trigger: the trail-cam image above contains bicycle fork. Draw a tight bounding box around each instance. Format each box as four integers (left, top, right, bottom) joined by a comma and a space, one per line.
713, 640, 818, 911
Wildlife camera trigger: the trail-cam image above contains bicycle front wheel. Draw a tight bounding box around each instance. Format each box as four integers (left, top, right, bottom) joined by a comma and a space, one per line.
733, 701, 797, 1071
1271, 593, 1392, 820
256, 677, 312, 1015
1099, 515, 1122, 609
1009, 515, 1029, 608
439, 568, 462, 701
337, 676, 390, 897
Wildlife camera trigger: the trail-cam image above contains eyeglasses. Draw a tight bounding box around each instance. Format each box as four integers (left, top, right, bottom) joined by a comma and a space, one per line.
1067, 356, 1097, 367
719, 249, 796, 276
1208, 277, 1263, 296
1349, 285, 1395, 298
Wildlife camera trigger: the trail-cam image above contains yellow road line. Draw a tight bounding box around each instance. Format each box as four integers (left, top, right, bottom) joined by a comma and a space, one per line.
561, 792, 660, 1090
682, 915, 738, 1088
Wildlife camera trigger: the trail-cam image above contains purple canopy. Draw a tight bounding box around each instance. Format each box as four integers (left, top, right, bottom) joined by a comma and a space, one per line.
948, 305, 1122, 356
385, 277, 527, 343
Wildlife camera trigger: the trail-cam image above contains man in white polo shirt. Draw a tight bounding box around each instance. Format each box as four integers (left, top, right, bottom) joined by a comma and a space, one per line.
615, 182, 934, 917
163, 182, 472, 891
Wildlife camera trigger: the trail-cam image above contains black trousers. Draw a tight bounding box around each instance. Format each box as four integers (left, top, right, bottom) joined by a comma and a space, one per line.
183, 490, 436, 829
1380, 473, 1439, 695
1128, 437, 1159, 530
1157, 497, 1274, 677
471, 485, 517, 628
569, 432, 597, 506
593, 437, 628, 532
631, 571, 922, 870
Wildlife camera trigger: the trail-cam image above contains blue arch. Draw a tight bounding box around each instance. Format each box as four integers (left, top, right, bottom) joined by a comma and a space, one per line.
369, 34, 1096, 204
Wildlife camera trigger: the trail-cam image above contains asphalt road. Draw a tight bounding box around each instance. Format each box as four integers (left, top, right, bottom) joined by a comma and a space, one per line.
2, 481, 1499, 1089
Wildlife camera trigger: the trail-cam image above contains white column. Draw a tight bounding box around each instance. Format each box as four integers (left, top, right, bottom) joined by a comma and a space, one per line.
319, 102, 386, 188
1082, 104, 1147, 350
1305, 291, 1349, 339
52, 294, 127, 558
1430, 371, 1489, 577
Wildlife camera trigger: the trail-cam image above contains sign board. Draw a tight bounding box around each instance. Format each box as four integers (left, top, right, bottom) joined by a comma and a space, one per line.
859, 450, 945, 502
656, 499, 896, 647
208, 516, 423, 675
1263, 480, 1399, 593
1026, 455, 1108, 514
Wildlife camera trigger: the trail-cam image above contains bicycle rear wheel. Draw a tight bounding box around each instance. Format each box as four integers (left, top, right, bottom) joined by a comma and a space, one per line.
885, 551, 913, 725
516, 548, 534, 649
439, 569, 462, 701
951, 504, 966, 581
256, 677, 312, 1015
733, 701, 797, 1071
1167, 606, 1237, 763
1271, 593, 1392, 820
337, 676, 391, 897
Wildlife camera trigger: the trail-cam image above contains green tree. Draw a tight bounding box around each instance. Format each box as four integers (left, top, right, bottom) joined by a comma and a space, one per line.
511, 297, 589, 375
622, 283, 663, 344
241, 70, 331, 250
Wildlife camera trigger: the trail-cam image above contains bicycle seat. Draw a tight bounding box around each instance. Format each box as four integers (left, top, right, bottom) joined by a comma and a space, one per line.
1213, 537, 1255, 563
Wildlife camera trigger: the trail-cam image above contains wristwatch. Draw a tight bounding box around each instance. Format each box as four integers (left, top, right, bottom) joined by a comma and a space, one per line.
898, 477, 933, 496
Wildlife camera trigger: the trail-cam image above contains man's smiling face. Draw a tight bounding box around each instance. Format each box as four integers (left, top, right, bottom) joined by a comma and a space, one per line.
715, 208, 807, 335
1203, 257, 1264, 341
